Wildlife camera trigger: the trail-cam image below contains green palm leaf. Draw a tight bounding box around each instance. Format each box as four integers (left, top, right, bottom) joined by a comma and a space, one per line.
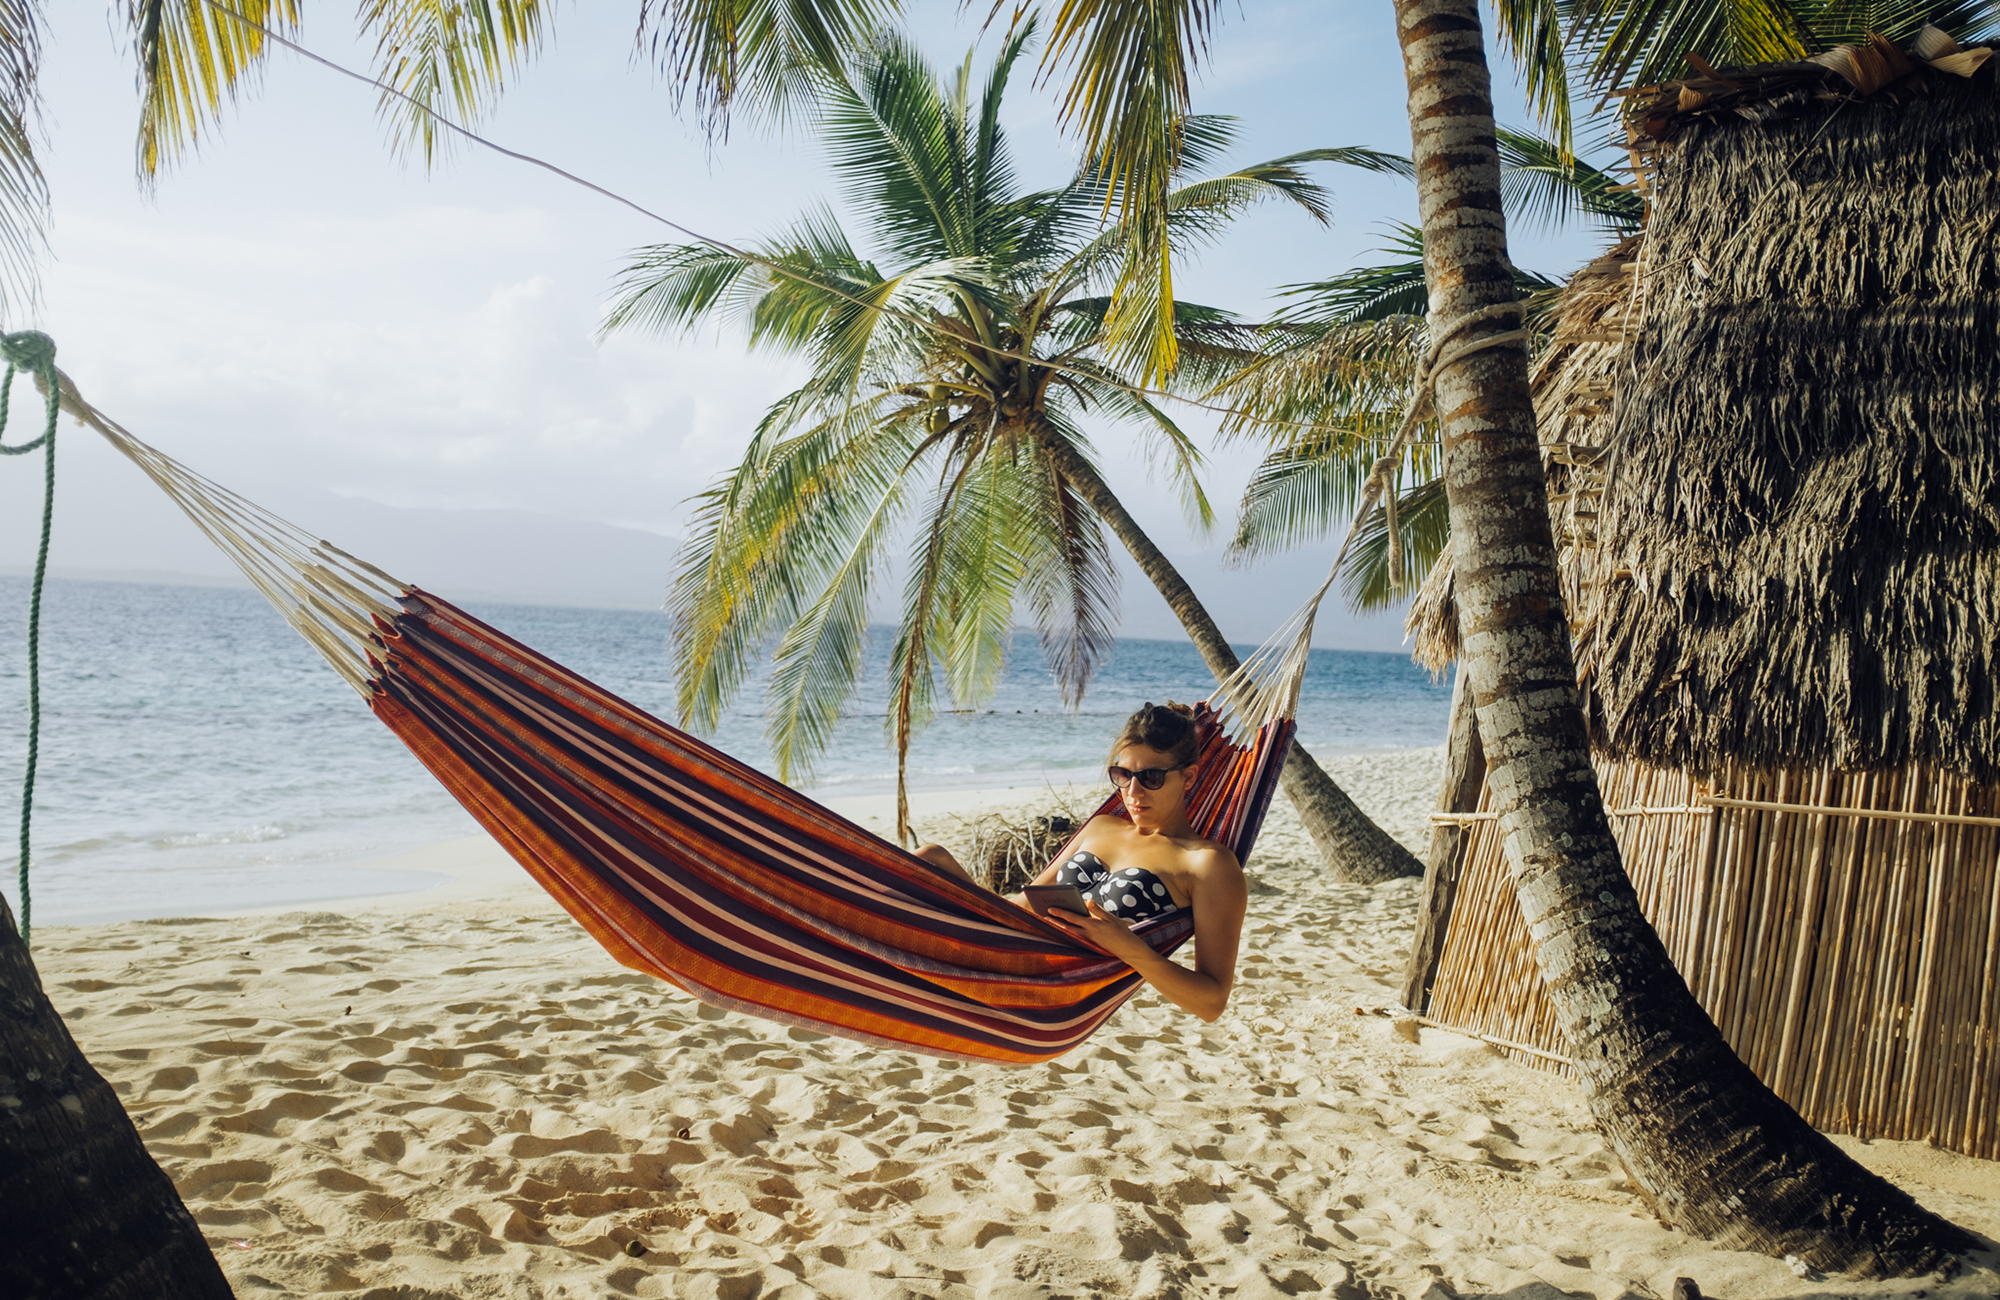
129, 0, 300, 178
357, 0, 551, 164
1497, 127, 1645, 233
638, 0, 900, 132
0, 0, 45, 311
1340, 476, 1453, 610
1018, 417, 1120, 709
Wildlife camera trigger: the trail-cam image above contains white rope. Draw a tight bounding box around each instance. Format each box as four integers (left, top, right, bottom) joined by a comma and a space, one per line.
43, 368, 406, 695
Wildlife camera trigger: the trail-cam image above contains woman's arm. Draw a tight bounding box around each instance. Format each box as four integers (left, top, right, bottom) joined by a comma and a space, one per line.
1047, 850, 1247, 1022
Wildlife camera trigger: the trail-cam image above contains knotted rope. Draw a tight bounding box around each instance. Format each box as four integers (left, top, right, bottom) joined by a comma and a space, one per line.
0, 330, 59, 943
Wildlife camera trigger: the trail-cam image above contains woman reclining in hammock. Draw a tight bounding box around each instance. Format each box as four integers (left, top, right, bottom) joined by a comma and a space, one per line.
916, 703, 1247, 1023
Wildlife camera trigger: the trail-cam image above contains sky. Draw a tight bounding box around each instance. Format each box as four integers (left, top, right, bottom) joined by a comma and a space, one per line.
0, 1, 1608, 650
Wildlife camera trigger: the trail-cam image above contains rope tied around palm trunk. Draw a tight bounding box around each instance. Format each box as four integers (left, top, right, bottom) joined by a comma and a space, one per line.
0, 330, 60, 943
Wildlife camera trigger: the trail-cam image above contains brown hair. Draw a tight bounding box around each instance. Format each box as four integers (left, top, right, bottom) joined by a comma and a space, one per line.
1109, 701, 1199, 768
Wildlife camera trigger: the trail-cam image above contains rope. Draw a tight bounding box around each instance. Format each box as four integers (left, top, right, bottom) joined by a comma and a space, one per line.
0, 329, 59, 943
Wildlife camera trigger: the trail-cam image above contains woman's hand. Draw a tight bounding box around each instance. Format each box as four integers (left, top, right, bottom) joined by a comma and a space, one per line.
1046, 900, 1157, 966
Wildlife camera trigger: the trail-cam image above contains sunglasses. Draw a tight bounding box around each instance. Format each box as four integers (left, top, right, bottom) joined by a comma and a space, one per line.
1107, 763, 1188, 791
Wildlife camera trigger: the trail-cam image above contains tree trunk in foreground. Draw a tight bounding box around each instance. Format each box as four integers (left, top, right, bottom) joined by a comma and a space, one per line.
1036, 431, 1421, 883
0, 900, 234, 1300
1393, 0, 1974, 1273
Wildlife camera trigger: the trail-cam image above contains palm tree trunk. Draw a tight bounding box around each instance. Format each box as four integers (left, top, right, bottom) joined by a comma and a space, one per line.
0, 899, 233, 1300
1034, 429, 1421, 884
1393, 0, 1973, 1272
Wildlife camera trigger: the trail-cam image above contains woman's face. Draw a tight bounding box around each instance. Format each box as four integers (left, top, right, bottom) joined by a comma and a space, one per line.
1111, 742, 1191, 828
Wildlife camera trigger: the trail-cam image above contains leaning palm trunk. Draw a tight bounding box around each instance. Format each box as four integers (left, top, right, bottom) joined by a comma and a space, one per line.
1035, 428, 1421, 884
0, 900, 234, 1299
1392, 0, 1972, 1272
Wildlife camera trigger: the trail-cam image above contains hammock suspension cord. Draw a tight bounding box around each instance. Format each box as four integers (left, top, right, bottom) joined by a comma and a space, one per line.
0, 329, 60, 944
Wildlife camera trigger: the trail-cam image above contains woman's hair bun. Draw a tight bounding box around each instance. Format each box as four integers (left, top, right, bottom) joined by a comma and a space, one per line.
1110, 700, 1200, 767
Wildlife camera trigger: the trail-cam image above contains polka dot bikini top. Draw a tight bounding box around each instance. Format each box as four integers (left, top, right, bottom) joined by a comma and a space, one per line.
1053, 851, 1181, 920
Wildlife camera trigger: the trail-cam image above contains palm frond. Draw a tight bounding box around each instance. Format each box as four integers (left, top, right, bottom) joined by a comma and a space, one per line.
811, 254, 1000, 393
1021, 409, 1119, 709
1339, 475, 1452, 610
671, 398, 916, 739
358, 0, 551, 164
600, 243, 769, 339
1497, 126, 1645, 232
1225, 429, 1381, 562
761, 458, 908, 780
1039, 1, 1219, 381
1489, 0, 1574, 153
0, 0, 44, 313
1046, 356, 1217, 532
1271, 223, 1430, 327
1039, 0, 1217, 207
822, 30, 968, 262
1789, 0, 2000, 49
929, 449, 1029, 709
1094, 145, 1399, 381
637, 0, 898, 133
1568, 0, 1812, 94
129, 0, 301, 178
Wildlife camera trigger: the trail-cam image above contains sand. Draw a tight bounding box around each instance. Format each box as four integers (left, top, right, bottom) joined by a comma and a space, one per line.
32, 747, 2000, 1300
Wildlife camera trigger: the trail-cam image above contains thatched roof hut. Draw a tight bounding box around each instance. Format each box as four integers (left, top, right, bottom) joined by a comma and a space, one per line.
1405, 37, 2000, 1160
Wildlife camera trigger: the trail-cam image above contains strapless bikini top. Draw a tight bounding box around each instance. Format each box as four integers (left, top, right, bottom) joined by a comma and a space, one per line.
1053, 851, 1180, 920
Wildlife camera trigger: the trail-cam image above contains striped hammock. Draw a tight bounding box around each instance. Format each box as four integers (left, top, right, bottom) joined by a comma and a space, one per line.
59, 377, 1327, 1064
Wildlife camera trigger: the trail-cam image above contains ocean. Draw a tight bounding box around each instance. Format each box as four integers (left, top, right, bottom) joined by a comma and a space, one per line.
0, 576, 1452, 925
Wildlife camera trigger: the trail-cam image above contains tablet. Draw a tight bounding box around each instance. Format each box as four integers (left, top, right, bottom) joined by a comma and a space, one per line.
1023, 884, 1089, 918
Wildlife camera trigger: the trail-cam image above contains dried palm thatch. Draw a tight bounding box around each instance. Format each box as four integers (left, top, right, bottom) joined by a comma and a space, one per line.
1580, 55, 2000, 781
1407, 48, 2000, 1162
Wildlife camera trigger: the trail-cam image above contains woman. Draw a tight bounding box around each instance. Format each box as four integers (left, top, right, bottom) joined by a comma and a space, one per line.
916, 702, 1247, 1023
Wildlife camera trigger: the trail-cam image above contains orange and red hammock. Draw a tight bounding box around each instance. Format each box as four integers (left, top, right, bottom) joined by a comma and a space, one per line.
372, 592, 1293, 1063
55, 379, 1305, 1064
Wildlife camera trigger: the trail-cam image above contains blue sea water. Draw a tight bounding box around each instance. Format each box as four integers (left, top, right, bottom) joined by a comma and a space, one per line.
0, 576, 1451, 925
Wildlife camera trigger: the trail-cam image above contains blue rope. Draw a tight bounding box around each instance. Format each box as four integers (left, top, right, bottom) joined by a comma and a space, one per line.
0, 330, 59, 943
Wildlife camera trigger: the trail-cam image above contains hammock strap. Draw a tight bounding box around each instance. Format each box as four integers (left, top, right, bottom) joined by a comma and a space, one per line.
0, 330, 61, 943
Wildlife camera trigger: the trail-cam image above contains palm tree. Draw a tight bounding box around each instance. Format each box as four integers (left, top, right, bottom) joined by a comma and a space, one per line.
604, 26, 1421, 880
1382, 0, 1965, 1264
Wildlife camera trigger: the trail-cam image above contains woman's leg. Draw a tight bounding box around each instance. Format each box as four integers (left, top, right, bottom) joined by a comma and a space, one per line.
915, 843, 977, 884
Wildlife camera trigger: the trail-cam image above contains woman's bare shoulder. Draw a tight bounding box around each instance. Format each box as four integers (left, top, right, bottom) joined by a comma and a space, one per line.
1181, 839, 1243, 879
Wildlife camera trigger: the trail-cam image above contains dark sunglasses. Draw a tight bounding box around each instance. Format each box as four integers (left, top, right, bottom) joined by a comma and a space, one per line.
1108, 763, 1187, 791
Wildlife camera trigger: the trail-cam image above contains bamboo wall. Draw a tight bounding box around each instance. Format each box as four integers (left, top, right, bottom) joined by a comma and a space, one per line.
1422, 757, 2000, 1160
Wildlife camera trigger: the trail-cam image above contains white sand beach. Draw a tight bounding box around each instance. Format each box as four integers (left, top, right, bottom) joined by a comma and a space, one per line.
33, 748, 2000, 1300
